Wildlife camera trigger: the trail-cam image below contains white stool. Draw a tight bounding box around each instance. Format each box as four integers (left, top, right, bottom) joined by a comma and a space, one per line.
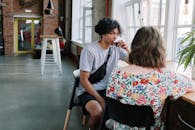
40, 35, 62, 75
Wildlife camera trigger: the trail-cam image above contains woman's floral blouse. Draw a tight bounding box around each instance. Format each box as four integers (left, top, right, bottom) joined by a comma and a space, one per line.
106, 66, 192, 129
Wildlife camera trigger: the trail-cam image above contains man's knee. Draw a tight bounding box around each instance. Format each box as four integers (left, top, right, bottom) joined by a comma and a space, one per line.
86, 100, 103, 120
90, 108, 103, 120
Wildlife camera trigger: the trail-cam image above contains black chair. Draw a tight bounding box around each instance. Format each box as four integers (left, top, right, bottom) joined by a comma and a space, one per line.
63, 69, 87, 130
101, 97, 155, 130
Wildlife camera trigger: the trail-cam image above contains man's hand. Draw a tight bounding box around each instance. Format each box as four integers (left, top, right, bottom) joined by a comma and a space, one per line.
97, 96, 105, 109
117, 40, 130, 53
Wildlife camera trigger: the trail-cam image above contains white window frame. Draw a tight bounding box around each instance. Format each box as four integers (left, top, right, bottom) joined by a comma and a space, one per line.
173, 0, 195, 61
165, 0, 195, 60
124, 0, 143, 44
123, 0, 166, 45
72, 0, 93, 46
83, 7, 93, 44
113, 0, 195, 61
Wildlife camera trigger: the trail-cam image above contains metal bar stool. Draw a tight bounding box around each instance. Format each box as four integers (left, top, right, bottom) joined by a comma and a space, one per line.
40, 35, 62, 75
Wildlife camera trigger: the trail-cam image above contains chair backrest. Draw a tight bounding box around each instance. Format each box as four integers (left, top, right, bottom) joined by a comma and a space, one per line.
105, 97, 155, 127
73, 69, 80, 79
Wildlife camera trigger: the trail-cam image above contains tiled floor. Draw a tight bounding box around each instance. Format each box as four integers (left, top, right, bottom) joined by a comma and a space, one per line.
0, 54, 87, 130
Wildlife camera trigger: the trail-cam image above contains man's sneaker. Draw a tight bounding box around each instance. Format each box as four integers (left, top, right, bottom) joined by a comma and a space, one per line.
105, 119, 115, 130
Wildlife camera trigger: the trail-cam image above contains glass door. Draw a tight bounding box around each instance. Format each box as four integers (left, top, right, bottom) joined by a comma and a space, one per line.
14, 18, 42, 53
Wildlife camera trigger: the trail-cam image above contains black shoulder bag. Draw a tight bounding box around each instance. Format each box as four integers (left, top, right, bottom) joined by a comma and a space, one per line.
88, 48, 111, 84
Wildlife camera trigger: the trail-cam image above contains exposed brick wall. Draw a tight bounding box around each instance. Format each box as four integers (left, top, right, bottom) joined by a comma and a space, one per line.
2, 0, 14, 56
43, 0, 59, 35
1, 0, 59, 55
3, 16, 13, 55
13, 0, 43, 14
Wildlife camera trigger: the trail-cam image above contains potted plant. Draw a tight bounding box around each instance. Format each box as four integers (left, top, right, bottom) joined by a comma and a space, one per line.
177, 29, 195, 79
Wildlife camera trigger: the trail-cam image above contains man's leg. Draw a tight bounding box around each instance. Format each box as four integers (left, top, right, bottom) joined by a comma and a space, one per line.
79, 90, 106, 130
85, 100, 103, 130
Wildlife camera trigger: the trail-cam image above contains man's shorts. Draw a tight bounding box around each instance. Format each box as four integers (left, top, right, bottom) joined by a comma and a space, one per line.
78, 89, 106, 108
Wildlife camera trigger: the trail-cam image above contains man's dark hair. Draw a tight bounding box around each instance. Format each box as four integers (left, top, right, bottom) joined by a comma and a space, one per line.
95, 17, 121, 36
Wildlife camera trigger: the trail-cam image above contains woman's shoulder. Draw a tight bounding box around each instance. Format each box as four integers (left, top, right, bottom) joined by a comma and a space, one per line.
119, 65, 175, 77
120, 65, 154, 75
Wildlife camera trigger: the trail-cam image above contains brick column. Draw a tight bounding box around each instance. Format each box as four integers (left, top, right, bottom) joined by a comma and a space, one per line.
43, 0, 59, 35
2, 0, 14, 55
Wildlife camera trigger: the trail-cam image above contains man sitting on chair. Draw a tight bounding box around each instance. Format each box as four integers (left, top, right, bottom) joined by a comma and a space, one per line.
76, 18, 130, 130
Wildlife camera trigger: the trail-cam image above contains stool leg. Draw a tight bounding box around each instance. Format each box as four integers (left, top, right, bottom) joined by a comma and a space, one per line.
41, 38, 47, 75
52, 39, 57, 64
63, 109, 71, 130
55, 38, 62, 73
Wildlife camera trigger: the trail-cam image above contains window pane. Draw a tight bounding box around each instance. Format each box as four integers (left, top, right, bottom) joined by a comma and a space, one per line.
134, 3, 142, 26
142, 0, 166, 26
85, 27, 92, 43
160, 27, 164, 37
178, 0, 193, 25
85, 10, 92, 26
150, 0, 160, 25
128, 27, 139, 44
143, 1, 149, 25
125, 0, 166, 46
126, 6, 134, 27
79, 18, 83, 40
129, 28, 135, 42
161, 0, 166, 25
83, 7, 92, 43
18, 20, 32, 51
85, 0, 92, 7
175, 27, 191, 60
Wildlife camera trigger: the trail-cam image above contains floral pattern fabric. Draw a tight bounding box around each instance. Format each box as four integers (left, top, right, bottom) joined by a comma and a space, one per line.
106, 66, 192, 129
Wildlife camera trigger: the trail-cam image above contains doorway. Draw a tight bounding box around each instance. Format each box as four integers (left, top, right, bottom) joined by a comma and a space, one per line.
14, 17, 42, 54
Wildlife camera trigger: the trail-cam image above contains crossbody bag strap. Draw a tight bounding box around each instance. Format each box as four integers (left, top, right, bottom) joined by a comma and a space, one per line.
104, 47, 112, 64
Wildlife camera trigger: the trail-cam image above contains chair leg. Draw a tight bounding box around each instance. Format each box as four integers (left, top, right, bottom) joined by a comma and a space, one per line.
146, 126, 150, 130
63, 109, 71, 130
82, 115, 87, 125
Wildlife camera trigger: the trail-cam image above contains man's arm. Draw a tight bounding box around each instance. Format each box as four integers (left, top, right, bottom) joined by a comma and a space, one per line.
117, 40, 130, 62
80, 70, 105, 108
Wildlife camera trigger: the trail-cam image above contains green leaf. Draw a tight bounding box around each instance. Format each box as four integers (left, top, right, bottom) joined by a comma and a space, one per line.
183, 50, 194, 70
177, 29, 195, 71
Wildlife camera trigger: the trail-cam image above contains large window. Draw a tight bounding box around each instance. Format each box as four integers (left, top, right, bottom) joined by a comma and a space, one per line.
113, 0, 195, 61
72, 0, 93, 45
125, 0, 143, 42
71, 0, 195, 61
174, 0, 195, 61
124, 0, 166, 43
